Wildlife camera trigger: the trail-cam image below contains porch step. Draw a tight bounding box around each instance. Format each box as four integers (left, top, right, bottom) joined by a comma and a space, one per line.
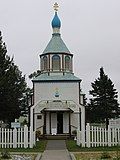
44, 134, 71, 140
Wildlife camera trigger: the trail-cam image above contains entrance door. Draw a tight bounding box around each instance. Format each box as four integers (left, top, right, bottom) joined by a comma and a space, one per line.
51, 113, 57, 134
57, 112, 63, 134
63, 112, 69, 133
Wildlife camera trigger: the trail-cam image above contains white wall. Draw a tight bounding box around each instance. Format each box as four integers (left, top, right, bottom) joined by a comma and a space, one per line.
35, 113, 44, 134
71, 113, 79, 132
34, 82, 79, 105
33, 81, 83, 132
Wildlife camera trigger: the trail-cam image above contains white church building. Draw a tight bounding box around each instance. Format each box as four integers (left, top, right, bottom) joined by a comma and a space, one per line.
30, 3, 85, 137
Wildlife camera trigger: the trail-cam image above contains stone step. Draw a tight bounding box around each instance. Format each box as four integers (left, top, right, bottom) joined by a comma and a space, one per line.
43, 134, 71, 140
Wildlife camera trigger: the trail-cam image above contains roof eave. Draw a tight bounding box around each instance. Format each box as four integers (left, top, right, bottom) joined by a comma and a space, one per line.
32, 79, 82, 83
40, 52, 73, 57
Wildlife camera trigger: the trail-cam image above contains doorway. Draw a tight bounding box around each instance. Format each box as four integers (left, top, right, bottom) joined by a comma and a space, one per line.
57, 112, 63, 134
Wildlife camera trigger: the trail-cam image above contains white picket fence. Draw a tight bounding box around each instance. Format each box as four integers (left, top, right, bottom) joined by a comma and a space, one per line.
77, 123, 120, 147
0, 125, 36, 148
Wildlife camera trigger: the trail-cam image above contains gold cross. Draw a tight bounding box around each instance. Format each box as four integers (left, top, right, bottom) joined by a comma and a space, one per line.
53, 2, 59, 12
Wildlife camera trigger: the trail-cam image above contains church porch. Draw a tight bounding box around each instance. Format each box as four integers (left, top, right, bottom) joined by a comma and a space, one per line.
31, 100, 85, 139
42, 109, 73, 136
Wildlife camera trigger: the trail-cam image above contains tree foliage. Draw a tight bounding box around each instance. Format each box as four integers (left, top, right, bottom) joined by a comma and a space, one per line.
19, 87, 33, 116
0, 31, 27, 123
29, 70, 41, 79
86, 67, 119, 125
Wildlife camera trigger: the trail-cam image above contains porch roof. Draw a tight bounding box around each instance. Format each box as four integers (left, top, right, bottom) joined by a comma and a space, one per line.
41, 107, 74, 112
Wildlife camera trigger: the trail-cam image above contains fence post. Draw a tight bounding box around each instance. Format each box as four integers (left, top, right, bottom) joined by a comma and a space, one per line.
13, 128, 17, 148
86, 123, 90, 148
24, 125, 28, 148
4, 128, 7, 148
108, 125, 111, 147
81, 106, 85, 147
30, 126, 34, 148
0, 128, 1, 147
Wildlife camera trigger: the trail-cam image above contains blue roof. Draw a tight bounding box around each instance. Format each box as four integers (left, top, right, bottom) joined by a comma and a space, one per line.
52, 12, 61, 28
33, 73, 81, 82
43, 33, 70, 54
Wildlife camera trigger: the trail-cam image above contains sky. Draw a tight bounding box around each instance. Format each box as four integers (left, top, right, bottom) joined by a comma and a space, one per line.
0, 0, 120, 102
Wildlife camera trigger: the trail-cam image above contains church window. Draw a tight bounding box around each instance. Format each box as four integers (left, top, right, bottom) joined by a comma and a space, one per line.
52, 55, 61, 70
65, 56, 71, 71
41, 58, 44, 71
43, 56, 48, 70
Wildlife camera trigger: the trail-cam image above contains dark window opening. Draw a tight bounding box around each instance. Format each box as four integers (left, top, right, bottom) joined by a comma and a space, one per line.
37, 115, 42, 119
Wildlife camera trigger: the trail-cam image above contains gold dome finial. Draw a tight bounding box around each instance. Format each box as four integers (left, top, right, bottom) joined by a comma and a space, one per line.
53, 2, 59, 12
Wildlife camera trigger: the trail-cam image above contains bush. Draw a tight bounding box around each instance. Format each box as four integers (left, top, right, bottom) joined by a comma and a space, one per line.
36, 130, 41, 140
100, 151, 111, 159
72, 130, 77, 135
1, 150, 11, 159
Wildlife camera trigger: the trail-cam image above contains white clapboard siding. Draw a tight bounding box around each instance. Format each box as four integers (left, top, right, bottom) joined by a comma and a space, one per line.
0, 125, 35, 148
77, 123, 120, 147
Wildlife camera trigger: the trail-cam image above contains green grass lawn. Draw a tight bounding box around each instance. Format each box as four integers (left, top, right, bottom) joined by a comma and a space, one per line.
66, 140, 120, 152
66, 140, 120, 159
74, 152, 120, 160
0, 140, 47, 153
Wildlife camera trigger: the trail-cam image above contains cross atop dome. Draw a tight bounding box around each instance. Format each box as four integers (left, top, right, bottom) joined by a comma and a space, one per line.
52, 3, 61, 30
42, 3, 70, 54
53, 2, 59, 12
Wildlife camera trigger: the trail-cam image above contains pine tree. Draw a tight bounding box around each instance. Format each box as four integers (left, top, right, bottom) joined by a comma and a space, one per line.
20, 87, 33, 116
0, 31, 27, 123
29, 70, 41, 79
88, 67, 119, 126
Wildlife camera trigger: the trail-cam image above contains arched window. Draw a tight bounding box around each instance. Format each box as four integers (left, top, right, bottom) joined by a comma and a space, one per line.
41, 58, 44, 71
65, 56, 71, 71
43, 56, 48, 70
52, 55, 61, 70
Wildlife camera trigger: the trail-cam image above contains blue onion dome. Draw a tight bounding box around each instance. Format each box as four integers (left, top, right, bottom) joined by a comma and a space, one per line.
52, 12, 61, 28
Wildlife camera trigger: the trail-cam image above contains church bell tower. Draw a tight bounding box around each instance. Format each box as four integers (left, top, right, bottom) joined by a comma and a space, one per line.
40, 3, 73, 75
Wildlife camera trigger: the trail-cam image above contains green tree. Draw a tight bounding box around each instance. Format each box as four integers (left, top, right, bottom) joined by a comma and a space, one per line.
0, 31, 27, 123
29, 70, 41, 79
87, 67, 119, 126
20, 87, 33, 116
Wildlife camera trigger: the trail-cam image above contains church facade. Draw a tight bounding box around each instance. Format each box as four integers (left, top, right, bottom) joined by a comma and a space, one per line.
30, 4, 85, 136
